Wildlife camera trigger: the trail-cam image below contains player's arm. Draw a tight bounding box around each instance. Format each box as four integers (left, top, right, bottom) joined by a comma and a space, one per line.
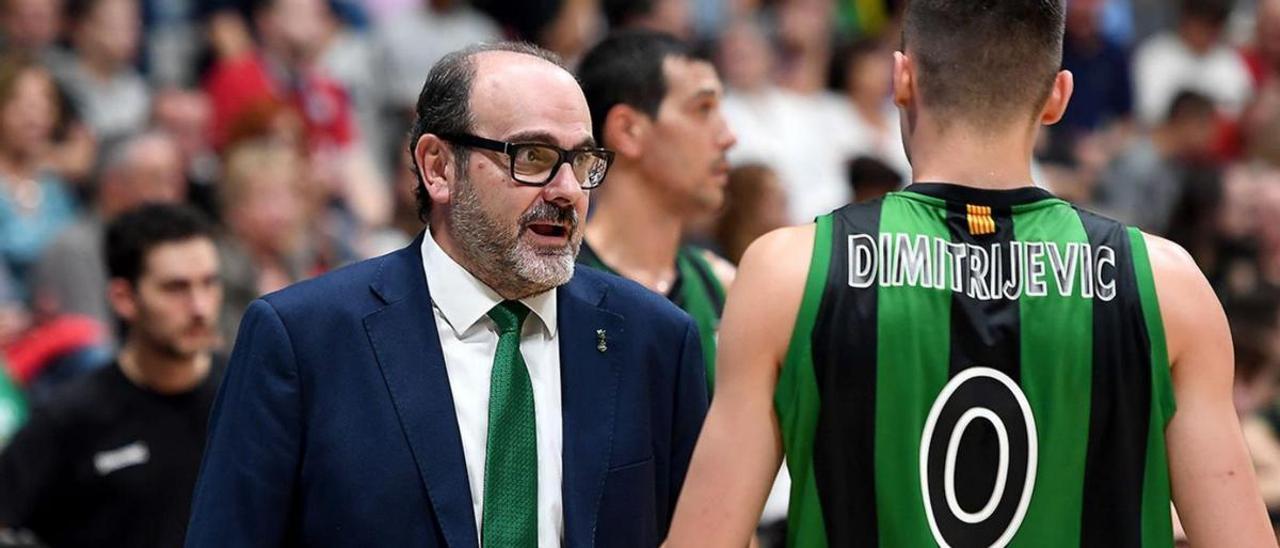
1148, 233, 1275, 546
666, 225, 814, 546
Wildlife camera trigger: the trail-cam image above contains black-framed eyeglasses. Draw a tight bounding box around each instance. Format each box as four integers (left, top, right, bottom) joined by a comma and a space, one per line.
441, 133, 615, 189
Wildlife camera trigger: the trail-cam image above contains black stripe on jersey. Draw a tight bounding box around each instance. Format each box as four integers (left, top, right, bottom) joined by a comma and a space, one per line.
1077, 208, 1150, 547
812, 201, 883, 546
943, 202, 1021, 382
928, 202, 1025, 547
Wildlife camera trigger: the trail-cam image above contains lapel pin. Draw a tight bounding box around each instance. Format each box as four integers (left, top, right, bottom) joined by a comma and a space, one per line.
596, 329, 608, 353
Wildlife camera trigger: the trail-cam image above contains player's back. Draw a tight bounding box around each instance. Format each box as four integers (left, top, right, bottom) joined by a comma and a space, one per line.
776, 183, 1175, 547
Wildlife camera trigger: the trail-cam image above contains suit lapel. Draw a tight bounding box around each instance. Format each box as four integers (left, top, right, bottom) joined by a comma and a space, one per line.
558, 275, 623, 547
365, 236, 479, 548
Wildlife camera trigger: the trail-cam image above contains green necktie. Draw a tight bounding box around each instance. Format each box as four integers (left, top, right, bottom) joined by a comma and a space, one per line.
482, 300, 538, 546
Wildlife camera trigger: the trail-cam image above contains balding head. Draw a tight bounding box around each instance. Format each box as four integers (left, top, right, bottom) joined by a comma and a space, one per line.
408, 42, 597, 299
466, 50, 592, 149
99, 132, 186, 218
407, 42, 576, 220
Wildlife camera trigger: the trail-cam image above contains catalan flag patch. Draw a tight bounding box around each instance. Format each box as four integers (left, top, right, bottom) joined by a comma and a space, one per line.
966, 204, 996, 236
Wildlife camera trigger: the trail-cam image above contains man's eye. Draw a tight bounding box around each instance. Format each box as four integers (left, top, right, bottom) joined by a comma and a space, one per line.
517, 147, 555, 165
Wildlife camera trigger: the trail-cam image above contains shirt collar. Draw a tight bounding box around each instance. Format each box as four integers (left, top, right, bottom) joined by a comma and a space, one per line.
421, 229, 558, 338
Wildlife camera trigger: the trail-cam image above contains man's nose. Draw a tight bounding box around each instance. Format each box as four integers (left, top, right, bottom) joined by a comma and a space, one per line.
716, 116, 738, 151
191, 285, 222, 320
540, 162, 585, 207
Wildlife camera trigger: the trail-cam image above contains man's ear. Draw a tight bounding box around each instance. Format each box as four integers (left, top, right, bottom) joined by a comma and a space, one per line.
1039, 70, 1075, 126
414, 133, 458, 207
892, 51, 916, 110
107, 279, 137, 323
602, 104, 651, 160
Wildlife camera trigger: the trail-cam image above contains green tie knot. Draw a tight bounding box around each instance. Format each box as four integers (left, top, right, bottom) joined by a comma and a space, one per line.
488, 300, 530, 335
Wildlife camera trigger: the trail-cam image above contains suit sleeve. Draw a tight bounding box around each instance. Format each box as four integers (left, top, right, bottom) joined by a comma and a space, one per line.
661, 319, 710, 535
186, 299, 303, 547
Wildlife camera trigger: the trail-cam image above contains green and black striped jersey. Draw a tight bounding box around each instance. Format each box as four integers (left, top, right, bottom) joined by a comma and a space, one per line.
777, 183, 1175, 547
577, 241, 726, 392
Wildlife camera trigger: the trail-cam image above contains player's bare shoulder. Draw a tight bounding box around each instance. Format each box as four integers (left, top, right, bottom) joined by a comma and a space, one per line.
1142, 232, 1228, 367
737, 224, 817, 287
724, 224, 817, 354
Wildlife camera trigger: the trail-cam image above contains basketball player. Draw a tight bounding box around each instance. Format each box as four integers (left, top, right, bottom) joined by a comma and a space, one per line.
576, 31, 737, 390
665, 1, 1274, 546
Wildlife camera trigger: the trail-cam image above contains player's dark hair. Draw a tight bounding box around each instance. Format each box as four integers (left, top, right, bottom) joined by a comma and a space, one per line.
902, 0, 1065, 129
578, 30, 698, 148
106, 203, 215, 286
406, 41, 565, 222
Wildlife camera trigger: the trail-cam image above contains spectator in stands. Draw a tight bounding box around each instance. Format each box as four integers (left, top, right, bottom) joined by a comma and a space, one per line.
1094, 91, 1219, 234
602, 0, 691, 38
53, 0, 150, 143
1241, 0, 1280, 162
0, 203, 224, 548
151, 88, 219, 218
473, 0, 603, 61
138, 0, 208, 89
847, 155, 903, 204
33, 133, 186, 336
1166, 167, 1227, 271
0, 54, 76, 298
1244, 0, 1280, 88
1256, 172, 1280, 288
537, 0, 604, 62
830, 38, 911, 184
215, 139, 312, 344
1129, 0, 1177, 45
1133, 0, 1252, 124
774, 0, 834, 95
203, 0, 357, 153
713, 163, 787, 265
0, 0, 62, 63
1059, 0, 1134, 135
1226, 293, 1280, 517
719, 17, 857, 223
315, 1, 381, 157
373, 0, 500, 119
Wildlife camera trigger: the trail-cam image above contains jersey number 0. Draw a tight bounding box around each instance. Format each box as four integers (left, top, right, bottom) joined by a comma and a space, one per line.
919, 367, 1038, 548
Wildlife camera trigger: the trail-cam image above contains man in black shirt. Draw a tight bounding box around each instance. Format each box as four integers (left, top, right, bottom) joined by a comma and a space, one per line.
0, 204, 224, 548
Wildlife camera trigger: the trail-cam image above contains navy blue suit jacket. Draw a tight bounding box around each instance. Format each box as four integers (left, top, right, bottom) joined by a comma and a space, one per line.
185, 236, 709, 547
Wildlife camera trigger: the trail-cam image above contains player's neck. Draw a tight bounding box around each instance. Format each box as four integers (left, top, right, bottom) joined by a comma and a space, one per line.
907, 124, 1038, 190
117, 342, 211, 395
586, 170, 684, 289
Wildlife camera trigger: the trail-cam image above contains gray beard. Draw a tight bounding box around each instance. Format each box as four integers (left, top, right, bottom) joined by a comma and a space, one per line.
448, 175, 581, 299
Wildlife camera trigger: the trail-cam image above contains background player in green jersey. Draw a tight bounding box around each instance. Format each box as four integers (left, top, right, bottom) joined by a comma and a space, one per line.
576, 31, 738, 389
667, 1, 1273, 546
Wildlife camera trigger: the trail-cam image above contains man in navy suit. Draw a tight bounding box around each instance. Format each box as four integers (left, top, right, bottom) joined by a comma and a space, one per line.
185, 41, 709, 547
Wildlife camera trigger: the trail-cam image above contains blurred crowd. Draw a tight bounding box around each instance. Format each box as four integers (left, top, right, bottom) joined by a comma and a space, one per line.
0, 0, 1279, 542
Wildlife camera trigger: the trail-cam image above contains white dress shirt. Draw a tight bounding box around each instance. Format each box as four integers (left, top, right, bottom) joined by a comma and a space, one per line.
421, 231, 563, 546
